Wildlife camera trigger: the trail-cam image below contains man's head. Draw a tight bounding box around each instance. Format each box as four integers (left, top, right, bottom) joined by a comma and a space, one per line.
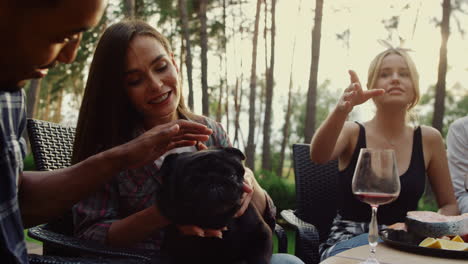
157, 147, 246, 229
0, 0, 107, 89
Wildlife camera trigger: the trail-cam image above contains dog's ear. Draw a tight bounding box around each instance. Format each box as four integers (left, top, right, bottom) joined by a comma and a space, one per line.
224, 147, 246, 161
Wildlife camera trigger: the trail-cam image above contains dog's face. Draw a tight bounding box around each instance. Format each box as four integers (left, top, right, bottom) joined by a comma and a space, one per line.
157, 147, 246, 229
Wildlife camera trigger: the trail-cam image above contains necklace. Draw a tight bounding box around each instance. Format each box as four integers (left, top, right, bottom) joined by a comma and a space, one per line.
381, 130, 406, 147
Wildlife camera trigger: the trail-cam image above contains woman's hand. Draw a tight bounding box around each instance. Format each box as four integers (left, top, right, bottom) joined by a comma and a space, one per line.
123, 120, 212, 169
196, 142, 208, 150
234, 170, 255, 218
177, 225, 227, 239
387, 222, 407, 231
337, 70, 385, 113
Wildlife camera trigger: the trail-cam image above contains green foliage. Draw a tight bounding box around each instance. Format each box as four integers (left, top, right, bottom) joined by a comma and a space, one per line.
23, 154, 35, 171
256, 170, 296, 213
154, 0, 176, 23
417, 194, 438, 212
272, 228, 295, 254
415, 83, 468, 137
23, 230, 42, 244
291, 79, 337, 143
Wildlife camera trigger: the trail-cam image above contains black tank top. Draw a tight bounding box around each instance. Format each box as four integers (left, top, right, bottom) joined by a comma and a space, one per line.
337, 122, 426, 225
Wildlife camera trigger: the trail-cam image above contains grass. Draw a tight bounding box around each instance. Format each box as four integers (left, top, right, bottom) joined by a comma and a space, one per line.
24, 230, 42, 245
273, 227, 296, 254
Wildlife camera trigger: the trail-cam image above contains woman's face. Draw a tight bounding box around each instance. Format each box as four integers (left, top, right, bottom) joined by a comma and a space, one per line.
125, 35, 180, 127
373, 53, 415, 109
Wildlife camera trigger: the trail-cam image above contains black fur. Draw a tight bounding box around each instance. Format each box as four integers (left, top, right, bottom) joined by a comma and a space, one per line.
157, 147, 273, 264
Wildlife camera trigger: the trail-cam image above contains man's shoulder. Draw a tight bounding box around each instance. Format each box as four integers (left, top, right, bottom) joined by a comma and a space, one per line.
0, 90, 26, 128
0, 90, 26, 111
450, 116, 468, 132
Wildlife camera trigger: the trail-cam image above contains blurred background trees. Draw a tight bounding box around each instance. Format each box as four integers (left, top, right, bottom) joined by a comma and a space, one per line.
23, 0, 468, 212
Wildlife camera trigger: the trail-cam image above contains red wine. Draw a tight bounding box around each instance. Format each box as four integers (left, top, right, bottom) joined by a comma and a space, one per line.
354, 192, 398, 206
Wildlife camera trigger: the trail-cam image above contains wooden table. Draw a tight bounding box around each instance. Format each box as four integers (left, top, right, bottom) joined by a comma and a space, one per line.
320, 243, 467, 264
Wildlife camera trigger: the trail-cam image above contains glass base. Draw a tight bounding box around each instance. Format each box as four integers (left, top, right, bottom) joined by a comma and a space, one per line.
358, 257, 379, 264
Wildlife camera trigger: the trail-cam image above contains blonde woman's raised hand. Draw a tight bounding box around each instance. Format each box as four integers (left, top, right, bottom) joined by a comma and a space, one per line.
337, 70, 385, 113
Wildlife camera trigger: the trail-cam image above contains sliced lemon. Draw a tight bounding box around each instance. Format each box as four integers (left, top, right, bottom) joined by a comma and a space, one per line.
451, 235, 464, 243
419, 237, 439, 248
437, 239, 468, 251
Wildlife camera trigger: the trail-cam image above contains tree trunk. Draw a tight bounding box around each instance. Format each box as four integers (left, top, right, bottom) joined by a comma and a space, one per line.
304, 0, 324, 143
233, 77, 240, 146
278, 70, 294, 178
53, 88, 64, 123
222, 0, 229, 134
245, 0, 262, 170
262, 0, 276, 171
277, 0, 302, 176
216, 54, 223, 122
123, 0, 135, 18
198, 0, 209, 116
179, 37, 185, 84
26, 79, 41, 119
178, 0, 194, 110
432, 0, 451, 132
42, 83, 51, 121
24, 79, 42, 150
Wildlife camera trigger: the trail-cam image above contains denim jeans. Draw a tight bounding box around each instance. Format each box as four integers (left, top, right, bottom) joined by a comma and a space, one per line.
152, 253, 304, 263
271, 253, 305, 264
326, 232, 384, 259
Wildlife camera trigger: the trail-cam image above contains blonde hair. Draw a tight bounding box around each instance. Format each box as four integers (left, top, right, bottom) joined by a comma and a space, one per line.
366, 48, 420, 110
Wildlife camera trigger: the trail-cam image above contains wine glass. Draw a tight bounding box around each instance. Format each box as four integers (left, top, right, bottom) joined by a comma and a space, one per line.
352, 148, 401, 264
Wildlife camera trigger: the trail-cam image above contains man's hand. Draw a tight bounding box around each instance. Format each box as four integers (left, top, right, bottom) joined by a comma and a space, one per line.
119, 120, 212, 169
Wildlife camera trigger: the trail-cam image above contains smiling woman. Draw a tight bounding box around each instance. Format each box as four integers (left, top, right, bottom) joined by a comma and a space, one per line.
124, 35, 181, 129
69, 19, 304, 264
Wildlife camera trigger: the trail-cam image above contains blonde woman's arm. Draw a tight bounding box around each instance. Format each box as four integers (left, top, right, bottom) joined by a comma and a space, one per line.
423, 126, 460, 216
310, 70, 384, 163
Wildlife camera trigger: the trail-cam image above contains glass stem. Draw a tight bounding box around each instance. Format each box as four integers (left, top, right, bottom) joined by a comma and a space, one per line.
368, 205, 379, 260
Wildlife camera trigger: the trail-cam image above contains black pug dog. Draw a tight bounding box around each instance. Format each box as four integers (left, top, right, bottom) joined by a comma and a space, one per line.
156, 147, 273, 264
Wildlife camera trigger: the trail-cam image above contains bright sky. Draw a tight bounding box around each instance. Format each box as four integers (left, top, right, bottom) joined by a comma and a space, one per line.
205, 0, 468, 146
63, 0, 468, 148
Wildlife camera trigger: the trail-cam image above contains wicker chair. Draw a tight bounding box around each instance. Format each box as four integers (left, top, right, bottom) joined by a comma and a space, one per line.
280, 143, 339, 264
28, 254, 145, 264
26, 118, 153, 262
26, 118, 288, 261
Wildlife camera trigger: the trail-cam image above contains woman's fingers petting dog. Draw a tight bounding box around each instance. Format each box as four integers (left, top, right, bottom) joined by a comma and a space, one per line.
234, 181, 254, 218
204, 229, 223, 239
196, 142, 208, 150
177, 225, 224, 239
177, 225, 205, 237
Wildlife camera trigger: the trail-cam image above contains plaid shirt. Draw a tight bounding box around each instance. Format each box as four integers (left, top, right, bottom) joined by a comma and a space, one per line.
320, 214, 387, 260
0, 90, 28, 263
73, 117, 277, 251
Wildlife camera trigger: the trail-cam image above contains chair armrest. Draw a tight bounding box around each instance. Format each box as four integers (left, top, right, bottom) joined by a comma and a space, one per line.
28, 225, 152, 261
28, 254, 148, 264
274, 223, 288, 253
280, 209, 321, 264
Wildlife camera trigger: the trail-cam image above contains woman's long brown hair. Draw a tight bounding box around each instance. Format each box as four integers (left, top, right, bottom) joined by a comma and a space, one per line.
72, 20, 197, 164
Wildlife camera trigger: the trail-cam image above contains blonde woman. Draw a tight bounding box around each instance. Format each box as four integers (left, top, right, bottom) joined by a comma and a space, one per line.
310, 47, 459, 260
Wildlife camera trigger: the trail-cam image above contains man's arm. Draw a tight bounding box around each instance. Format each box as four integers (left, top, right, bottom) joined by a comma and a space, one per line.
19, 120, 212, 227
446, 117, 468, 214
